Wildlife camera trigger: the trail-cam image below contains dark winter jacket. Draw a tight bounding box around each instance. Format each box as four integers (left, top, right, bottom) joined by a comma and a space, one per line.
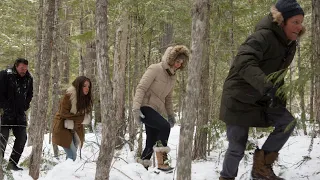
0, 66, 33, 126
219, 10, 304, 127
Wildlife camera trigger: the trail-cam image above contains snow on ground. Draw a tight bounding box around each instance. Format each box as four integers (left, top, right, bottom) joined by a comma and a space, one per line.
2, 125, 320, 180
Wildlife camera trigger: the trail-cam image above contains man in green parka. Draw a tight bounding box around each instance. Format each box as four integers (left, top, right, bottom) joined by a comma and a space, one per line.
219, 0, 305, 180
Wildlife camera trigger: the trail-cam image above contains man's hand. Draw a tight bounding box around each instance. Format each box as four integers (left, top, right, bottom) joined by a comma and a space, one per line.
132, 109, 145, 126
265, 87, 277, 107
168, 115, 176, 128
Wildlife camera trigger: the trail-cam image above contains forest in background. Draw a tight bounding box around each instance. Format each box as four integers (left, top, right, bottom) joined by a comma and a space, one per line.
0, 0, 320, 179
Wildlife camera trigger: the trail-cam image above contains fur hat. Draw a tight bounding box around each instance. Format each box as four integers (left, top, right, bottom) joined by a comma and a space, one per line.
275, 0, 304, 21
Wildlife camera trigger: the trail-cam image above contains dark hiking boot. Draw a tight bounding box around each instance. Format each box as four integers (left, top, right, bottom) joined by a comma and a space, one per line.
7, 161, 23, 171
251, 149, 284, 180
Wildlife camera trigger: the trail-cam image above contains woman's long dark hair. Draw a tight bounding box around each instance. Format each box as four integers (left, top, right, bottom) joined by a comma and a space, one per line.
72, 76, 93, 113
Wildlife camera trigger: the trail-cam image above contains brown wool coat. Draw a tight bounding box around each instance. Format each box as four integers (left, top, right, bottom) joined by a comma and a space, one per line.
133, 45, 189, 117
52, 86, 85, 148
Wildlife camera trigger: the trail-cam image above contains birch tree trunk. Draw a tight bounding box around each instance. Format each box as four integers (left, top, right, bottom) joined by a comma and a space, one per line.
94, 0, 116, 179
192, 0, 210, 160
28, 0, 44, 147
29, 0, 55, 179
113, 12, 129, 149
176, 0, 209, 179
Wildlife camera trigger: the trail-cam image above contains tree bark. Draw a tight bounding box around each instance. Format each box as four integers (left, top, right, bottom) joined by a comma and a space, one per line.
60, 3, 70, 85
29, 0, 55, 179
312, 0, 320, 131
50, 0, 61, 158
28, 0, 44, 147
113, 11, 129, 149
94, 0, 116, 179
176, 0, 209, 179
297, 42, 307, 135
192, 0, 210, 160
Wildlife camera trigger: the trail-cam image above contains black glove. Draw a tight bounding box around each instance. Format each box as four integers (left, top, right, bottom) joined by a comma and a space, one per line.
265, 87, 277, 107
168, 115, 176, 128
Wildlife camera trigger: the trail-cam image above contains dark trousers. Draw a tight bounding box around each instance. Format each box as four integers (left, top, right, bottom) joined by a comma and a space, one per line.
220, 108, 295, 178
0, 125, 27, 165
140, 106, 171, 160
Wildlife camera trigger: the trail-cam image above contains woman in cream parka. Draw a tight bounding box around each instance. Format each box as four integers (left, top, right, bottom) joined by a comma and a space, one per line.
133, 45, 189, 171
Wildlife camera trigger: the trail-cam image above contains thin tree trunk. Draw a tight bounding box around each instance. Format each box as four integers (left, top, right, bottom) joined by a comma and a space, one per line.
312, 0, 320, 132
133, 14, 143, 157
29, 0, 55, 179
28, 0, 44, 147
113, 11, 129, 149
79, 0, 85, 76
60, 4, 70, 85
128, 16, 135, 151
84, 42, 96, 132
160, 22, 173, 53
297, 42, 307, 135
50, 0, 61, 158
94, 0, 116, 179
177, 0, 209, 179
192, 0, 210, 160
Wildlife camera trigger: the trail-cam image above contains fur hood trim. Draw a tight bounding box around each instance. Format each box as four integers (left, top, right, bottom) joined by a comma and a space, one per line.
153, 146, 171, 153
162, 45, 190, 70
66, 86, 77, 114
270, 5, 306, 37
135, 158, 152, 168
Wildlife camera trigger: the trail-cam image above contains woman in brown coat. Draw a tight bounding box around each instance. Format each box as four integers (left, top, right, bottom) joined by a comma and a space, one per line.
133, 45, 189, 171
52, 76, 92, 161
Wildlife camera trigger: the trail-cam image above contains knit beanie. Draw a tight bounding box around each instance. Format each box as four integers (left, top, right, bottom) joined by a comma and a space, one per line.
275, 0, 304, 21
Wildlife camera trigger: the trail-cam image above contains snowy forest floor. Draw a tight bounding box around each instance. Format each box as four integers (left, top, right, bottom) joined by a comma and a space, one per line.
2, 125, 320, 180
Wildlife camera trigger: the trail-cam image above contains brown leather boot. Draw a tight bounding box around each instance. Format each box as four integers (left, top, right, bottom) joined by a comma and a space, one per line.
219, 177, 235, 180
154, 146, 174, 171
251, 149, 284, 180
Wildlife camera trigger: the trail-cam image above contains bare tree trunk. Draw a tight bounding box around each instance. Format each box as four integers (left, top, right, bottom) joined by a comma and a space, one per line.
60, 3, 70, 85
160, 22, 173, 53
28, 0, 44, 147
50, 0, 61, 158
297, 42, 307, 135
127, 16, 135, 151
176, 0, 209, 179
192, 0, 210, 160
94, 0, 116, 179
84, 42, 96, 132
313, 0, 320, 132
29, 0, 55, 179
79, 0, 85, 76
113, 12, 129, 149
133, 15, 143, 157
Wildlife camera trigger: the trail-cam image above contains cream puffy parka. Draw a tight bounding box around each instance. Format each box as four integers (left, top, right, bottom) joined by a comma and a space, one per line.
133, 45, 189, 117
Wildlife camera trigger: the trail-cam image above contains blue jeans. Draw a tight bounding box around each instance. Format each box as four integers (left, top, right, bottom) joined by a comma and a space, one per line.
62, 134, 78, 161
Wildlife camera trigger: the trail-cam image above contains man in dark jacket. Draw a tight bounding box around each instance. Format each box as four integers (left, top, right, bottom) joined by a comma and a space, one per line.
219, 0, 305, 180
0, 58, 33, 171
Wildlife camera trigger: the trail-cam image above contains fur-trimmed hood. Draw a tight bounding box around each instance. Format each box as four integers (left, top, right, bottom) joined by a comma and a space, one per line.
161, 45, 190, 71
